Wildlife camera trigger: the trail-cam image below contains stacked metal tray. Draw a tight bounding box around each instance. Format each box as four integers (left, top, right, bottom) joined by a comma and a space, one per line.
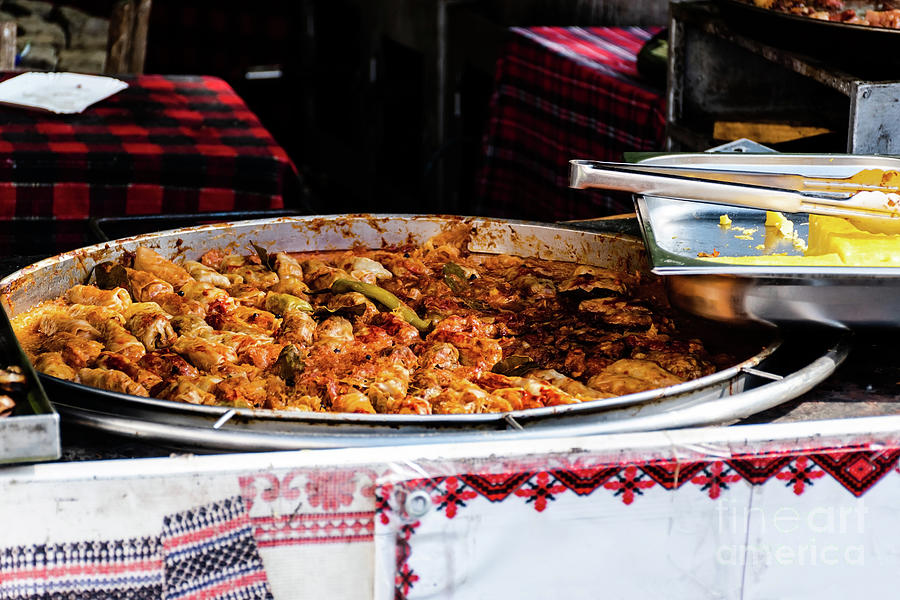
0, 303, 59, 464
631, 153, 900, 328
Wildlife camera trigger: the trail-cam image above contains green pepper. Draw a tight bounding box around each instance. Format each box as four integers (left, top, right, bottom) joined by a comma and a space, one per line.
265, 292, 313, 315
275, 343, 306, 384
442, 262, 490, 310
330, 278, 431, 333
442, 262, 468, 294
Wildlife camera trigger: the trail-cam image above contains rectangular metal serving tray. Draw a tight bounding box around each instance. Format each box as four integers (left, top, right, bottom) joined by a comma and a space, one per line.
0, 301, 59, 464
632, 153, 900, 327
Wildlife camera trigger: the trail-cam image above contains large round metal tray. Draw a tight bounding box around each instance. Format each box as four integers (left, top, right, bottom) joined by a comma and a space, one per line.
0, 215, 847, 451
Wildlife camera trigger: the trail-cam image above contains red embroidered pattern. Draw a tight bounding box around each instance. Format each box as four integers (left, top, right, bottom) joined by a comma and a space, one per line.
602, 465, 656, 505
552, 466, 620, 495
514, 472, 568, 512
812, 449, 900, 497
727, 456, 793, 485
395, 523, 419, 600
306, 470, 357, 511
376, 482, 394, 526
459, 472, 535, 502
641, 460, 706, 490
690, 461, 743, 500
433, 477, 478, 519
776, 456, 826, 496
386, 447, 900, 599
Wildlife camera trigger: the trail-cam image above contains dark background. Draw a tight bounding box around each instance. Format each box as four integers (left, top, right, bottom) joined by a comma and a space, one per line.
126, 0, 668, 217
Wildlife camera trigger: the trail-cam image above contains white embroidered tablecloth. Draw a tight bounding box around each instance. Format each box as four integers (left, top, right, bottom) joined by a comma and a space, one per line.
3, 415, 900, 599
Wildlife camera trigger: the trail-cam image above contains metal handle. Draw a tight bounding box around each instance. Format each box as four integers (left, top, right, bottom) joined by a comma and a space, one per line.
569, 159, 806, 213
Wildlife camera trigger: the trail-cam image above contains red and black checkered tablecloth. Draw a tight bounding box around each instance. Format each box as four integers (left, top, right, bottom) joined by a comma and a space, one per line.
0, 74, 300, 221
476, 26, 666, 222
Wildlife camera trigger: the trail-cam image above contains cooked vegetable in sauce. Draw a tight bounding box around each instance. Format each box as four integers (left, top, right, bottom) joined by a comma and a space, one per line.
12, 225, 731, 415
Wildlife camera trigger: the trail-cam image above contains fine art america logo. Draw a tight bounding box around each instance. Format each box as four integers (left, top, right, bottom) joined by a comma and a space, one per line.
714, 500, 867, 567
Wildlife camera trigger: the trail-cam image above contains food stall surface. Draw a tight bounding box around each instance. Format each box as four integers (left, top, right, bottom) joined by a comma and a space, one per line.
1, 213, 899, 598
2, 11, 898, 596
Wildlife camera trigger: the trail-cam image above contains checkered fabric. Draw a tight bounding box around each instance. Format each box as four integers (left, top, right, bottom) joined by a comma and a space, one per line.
0, 497, 272, 600
0, 537, 164, 599
476, 27, 666, 222
162, 497, 272, 600
0, 74, 301, 221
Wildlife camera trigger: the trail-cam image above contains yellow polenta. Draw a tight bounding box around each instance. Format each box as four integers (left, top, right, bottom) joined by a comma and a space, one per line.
702, 212, 900, 267
764, 210, 793, 236
808, 215, 900, 266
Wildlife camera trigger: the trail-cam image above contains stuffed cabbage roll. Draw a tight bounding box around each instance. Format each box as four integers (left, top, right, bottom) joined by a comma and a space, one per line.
273, 252, 303, 280
336, 256, 393, 284
153, 293, 205, 317
300, 260, 351, 291
97, 321, 145, 361
133, 247, 193, 288
206, 304, 278, 336
125, 267, 174, 301
96, 351, 163, 392
158, 376, 217, 405
171, 314, 215, 338
44, 332, 104, 368
37, 314, 100, 340
66, 304, 126, 327
331, 391, 376, 414
124, 302, 176, 350
33, 352, 78, 380
209, 331, 282, 369
138, 350, 200, 379
229, 283, 267, 308
276, 312, 317, 346
171, 336, 238, 371
65, 285, 131, 311
179, 280, 233, 311
232, 266, 279, 290
78, 367, 149, 397
184, 260, 231, 288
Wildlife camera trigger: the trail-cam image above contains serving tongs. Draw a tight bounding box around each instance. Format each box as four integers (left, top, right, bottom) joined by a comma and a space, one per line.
569, 159, 900, 220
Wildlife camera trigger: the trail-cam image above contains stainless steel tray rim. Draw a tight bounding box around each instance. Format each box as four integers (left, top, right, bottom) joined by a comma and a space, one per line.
638, 153, 900, 173
654, 266, 900, 277
0, 213, 644, 298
